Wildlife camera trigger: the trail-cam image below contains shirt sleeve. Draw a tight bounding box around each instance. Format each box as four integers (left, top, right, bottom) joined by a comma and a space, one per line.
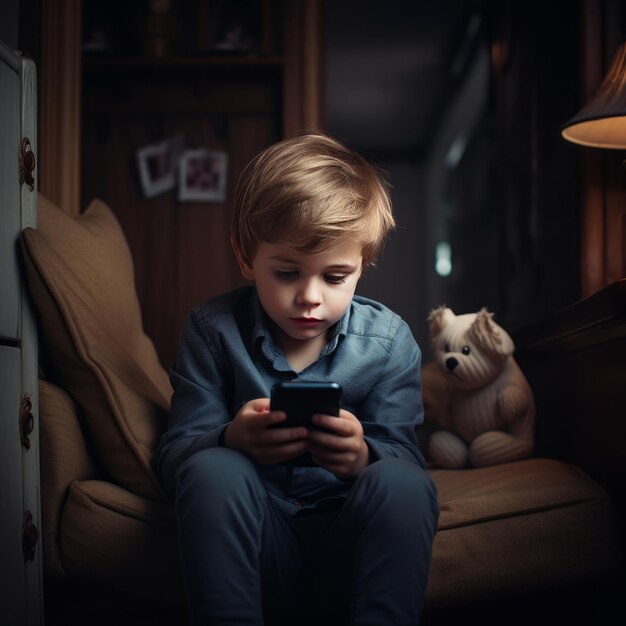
155, 310, 232, 497
359, 318, 427, 469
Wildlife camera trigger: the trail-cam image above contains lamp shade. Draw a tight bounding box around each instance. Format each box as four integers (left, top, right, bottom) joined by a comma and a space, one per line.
562, 39, 626, 149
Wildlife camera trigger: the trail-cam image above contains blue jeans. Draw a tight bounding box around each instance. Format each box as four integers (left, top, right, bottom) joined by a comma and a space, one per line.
175, 448, 439, 625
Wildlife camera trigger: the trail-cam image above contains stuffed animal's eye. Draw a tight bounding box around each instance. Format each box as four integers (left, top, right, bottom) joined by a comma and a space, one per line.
462, 345, 471, 355
444, 343, 450, 353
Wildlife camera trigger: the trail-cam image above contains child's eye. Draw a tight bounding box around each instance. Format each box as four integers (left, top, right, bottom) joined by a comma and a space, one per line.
325, 274, 348, 285
275, 270, 298, 281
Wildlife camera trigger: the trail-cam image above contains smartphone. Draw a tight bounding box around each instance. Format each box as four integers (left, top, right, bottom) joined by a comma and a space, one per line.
270, 382, 342, 428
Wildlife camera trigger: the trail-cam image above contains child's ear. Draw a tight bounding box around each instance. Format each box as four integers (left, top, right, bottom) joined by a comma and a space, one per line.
231, 240, 254, 281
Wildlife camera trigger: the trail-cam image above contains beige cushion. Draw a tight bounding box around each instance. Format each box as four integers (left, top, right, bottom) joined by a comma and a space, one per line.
59, 458, 620, 609
21, 194, 172, 500
61, 479, 183, 604
39, 379, 99, 579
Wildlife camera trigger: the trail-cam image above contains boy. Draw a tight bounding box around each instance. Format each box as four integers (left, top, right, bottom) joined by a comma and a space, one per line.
156, 133, 439, 625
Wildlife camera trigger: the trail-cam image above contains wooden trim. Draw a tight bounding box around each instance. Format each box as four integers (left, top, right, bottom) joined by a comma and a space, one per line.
580, 150, 606, 297
579, 0, 626, 296
283, 0, 324, 136
605, 155, 626, 284
579, 0, 606, 297
40, 0, 82, 215
623, 212, 626, 278
302, 0, 324, 132
283, 3, 303, 135
514, 278, 626, 353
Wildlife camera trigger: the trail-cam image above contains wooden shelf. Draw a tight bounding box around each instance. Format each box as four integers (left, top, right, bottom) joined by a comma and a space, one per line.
83, 54, 285, 70
514, 278, 626, 353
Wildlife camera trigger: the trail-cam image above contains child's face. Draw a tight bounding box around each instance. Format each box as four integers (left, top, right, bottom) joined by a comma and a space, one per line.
237, 239, 363, 352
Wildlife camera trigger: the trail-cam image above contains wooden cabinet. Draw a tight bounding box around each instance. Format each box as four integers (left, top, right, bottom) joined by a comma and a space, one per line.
0, 40, 43, 626
80, 0, 323, 368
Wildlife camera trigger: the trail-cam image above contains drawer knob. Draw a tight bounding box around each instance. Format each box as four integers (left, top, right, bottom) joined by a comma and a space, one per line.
19, 136, 36, 191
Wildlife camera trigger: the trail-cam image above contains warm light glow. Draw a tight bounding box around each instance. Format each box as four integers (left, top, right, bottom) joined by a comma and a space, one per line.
561, 116, 626, 148
562, 39, 626, 149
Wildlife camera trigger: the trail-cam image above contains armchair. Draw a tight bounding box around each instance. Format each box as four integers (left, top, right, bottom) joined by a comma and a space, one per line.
22, 194, 623, 624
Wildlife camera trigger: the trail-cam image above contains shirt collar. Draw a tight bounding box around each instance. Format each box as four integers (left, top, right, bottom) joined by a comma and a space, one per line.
323, 302, 350, 354
250, 288, 351, 364
251, 290, 268, 345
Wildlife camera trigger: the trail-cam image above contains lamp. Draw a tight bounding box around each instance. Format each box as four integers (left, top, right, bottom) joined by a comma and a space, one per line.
562, 38, 626, 149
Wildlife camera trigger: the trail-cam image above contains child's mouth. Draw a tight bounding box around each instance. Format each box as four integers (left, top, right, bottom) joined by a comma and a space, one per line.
290, 317, 322, 326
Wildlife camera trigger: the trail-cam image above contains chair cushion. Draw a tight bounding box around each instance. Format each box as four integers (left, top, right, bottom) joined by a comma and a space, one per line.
59, 458, 620, 608
426, 458, 621, 607
39, 379, 99, 579
61, 479, 183, 604
21, 194, 172, 500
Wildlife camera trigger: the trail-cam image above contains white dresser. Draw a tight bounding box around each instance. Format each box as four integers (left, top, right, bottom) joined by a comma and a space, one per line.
0, 39, 43, 626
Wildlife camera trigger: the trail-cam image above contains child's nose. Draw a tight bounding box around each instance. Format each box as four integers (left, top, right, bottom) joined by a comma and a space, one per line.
297, 280, 322, 306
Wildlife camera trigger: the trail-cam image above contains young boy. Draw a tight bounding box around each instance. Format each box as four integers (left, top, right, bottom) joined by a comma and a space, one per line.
156, 133, 439, 625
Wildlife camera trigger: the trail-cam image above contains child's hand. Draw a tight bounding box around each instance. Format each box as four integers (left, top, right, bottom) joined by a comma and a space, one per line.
224, 399, 309, 465
307, 409, 370, 479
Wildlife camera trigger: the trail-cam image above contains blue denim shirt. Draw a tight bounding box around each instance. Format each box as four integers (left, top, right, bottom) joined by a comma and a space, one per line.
156, 286, 426, 513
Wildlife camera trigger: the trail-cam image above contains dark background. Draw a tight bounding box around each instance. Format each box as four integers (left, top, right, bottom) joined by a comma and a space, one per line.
325, 0, 581, 356
5, 0, 625, 366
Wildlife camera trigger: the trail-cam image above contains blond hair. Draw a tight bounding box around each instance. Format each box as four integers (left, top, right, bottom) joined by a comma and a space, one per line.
231, 133, 395, 267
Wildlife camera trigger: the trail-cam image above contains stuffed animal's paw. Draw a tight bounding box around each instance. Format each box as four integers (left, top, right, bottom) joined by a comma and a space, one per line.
429, 431, 468, 469
468, 431, 534, 467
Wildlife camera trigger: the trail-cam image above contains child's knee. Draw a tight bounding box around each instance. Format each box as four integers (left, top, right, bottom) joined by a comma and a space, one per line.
176, 447, 259, 498
356, 460, 439, 520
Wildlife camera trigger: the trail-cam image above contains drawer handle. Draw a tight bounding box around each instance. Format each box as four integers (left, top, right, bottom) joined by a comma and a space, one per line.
19, 394, 33, 450
22, 511, 38, 561
19, 137, 36, 191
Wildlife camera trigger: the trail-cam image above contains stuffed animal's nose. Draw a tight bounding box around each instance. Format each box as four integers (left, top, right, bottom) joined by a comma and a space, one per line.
446, 357, 459, 371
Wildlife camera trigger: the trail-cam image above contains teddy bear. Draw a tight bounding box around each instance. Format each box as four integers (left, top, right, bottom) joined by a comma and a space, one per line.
425, 306, 535, 469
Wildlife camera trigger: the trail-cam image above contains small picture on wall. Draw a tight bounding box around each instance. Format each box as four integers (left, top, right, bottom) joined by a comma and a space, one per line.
178, 149, 229, 202
136, 134, 184, 198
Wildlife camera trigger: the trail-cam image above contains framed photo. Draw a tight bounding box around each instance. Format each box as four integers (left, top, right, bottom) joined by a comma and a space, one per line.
179, 149, 229, 202
136, 134, 184, 199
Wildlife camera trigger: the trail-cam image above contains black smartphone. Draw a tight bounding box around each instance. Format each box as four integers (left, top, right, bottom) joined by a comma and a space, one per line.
270, 382, 342, 428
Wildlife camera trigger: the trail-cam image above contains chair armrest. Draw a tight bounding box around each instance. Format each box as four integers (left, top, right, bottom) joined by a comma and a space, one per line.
513, 279, 626, 498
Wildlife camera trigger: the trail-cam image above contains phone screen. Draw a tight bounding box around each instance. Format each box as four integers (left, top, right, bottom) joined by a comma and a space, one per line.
270, 382, 342, 427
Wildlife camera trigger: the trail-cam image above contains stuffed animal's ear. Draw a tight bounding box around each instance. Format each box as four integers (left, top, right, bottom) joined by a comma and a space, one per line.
467, 308, 515, 357
428, 306, 455, 341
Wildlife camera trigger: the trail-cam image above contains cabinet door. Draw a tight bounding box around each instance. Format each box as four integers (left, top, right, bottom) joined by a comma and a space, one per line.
0, 41, 42, 626
0, 346, 27, 621
0, 43, 20, 341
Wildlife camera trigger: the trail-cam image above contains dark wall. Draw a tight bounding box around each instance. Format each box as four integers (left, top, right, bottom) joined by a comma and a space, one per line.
10, 0, 586, 363
325, 0, 473, 354
325, 0, 582, 357
0, 0, 19, 48
489, 0, 581, 329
